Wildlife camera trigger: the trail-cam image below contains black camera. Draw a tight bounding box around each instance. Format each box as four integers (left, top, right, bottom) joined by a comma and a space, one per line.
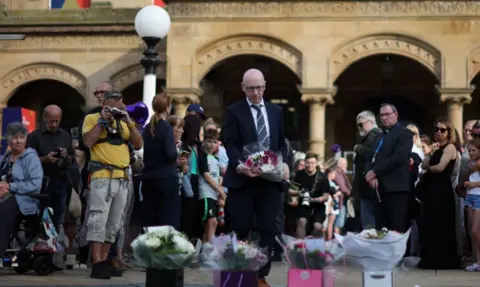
55, 147, 68, 169
109, 107, 124, 120
54, 147, 63, 158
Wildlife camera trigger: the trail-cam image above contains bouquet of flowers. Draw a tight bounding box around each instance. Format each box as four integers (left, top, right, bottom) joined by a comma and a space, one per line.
277, 234, 344, 270
277, 235, 343, 287
335, 228, 411, 271
131, 226, 196, 270
201, 233, 268, 271
240, 141, 284, 182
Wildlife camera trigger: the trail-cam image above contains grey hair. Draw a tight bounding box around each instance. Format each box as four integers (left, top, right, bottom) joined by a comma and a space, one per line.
380, 103, 398, 113
356, 110, 377, 126
5, 122, 28, 141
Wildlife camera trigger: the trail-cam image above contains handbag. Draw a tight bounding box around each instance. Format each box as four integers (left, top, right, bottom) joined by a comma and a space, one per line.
65, 175, 82, 220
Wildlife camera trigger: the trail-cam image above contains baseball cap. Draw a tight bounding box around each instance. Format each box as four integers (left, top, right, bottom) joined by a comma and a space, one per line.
186, 104, 206, 119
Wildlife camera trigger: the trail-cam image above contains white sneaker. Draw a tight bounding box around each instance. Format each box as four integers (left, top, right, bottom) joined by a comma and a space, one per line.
465, 262, 480, 272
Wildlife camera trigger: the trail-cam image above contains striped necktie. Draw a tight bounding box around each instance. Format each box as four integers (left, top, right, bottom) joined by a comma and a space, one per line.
251, 104, 269, 148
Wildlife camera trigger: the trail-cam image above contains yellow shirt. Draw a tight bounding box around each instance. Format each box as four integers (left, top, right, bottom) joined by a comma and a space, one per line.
82, 113, 130, 179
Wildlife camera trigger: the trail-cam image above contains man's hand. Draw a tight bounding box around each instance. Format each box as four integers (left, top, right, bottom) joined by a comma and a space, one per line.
283, 163, 290, 180
369, 178, 379, 190
217, 198, 225, 207
365, 170, 376, 182
101, 106, 113, 121
119, 109, 134, 125
44, 151, 59, 163
237, 164, 259, 178
59, 147, 68, 158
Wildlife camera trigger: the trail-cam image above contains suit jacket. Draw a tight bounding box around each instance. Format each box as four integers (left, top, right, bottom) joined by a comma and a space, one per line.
223, 99, 287, 188
366, 123, 413, 193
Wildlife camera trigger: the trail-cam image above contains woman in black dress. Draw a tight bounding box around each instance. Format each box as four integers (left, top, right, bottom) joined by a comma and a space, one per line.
418, 119, 460, 269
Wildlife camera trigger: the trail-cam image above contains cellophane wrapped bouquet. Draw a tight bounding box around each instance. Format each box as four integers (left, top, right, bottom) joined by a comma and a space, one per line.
335, 228, 411, 271
240, 141, 284, 182
200, 233, 268, 271
278, 234, 344, 270
277, 234, 344, 287
131, 226, 196, 270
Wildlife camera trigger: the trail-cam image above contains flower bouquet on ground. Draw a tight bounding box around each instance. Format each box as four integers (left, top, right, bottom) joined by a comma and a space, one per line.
200, 233, 268, 287
335, 228, 411, 287
277, 234, 344, 287
131, 226, 196, 287
240, 141, 284, 182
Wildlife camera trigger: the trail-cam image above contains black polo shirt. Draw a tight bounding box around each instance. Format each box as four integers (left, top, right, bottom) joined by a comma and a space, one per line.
27, 125, 74, 176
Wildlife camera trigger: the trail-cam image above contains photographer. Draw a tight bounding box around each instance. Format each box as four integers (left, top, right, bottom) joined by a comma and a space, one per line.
288, 152, 330, 238
82, 91, 142, 279
27, 105, 74, 231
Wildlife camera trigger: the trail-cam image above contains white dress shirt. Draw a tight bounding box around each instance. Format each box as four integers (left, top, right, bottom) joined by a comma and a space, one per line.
246, 97, 270, 138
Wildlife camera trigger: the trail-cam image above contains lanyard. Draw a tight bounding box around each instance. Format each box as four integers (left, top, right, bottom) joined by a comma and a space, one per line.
372, 136, 384, 163
374, 136, 384, 155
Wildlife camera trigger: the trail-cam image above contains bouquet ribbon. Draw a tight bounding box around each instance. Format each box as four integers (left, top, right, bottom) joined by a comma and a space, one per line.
222, 273, 244, 287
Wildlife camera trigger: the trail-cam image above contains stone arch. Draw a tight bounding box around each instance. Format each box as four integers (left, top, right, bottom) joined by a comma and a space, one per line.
330, 34, 441, 84
467, 45, 480, 83
110, 63, 166, 92
0, 63, 87, 103
194, 34, 302, 83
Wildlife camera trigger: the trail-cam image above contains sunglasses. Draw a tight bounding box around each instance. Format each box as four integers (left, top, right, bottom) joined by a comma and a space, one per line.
464, 129, 472, 134
357, 122, 367, 128
435, 127, 448, 133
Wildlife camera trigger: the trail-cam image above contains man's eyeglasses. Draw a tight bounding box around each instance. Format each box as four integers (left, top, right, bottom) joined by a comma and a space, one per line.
465, 129, 472, 134
245, 86, 265, 92
435, 127, 448, 134
94, 90, 107, 97
379, 112, 394, 118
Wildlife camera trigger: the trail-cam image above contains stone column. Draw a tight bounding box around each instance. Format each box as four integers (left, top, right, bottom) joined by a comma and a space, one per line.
300, 88, 336, 161
166, 88, 202, 118
438, 88, 473, 135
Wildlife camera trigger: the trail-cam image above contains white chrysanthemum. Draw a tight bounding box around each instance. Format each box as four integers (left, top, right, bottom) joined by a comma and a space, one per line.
150, 226, 173, 238
145, 237, 161, 249
173, 235, 195, 253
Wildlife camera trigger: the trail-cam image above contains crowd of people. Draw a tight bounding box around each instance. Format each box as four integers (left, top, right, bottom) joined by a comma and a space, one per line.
0, 68, 479, 287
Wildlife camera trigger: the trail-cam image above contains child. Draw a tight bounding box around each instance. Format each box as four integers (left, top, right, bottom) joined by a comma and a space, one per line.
198, 129, 226, 243
323, 168, 341, 241
464, 138, 480, 271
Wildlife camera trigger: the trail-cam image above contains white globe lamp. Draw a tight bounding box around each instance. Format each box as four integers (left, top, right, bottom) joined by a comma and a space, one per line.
134, 5, 171, 121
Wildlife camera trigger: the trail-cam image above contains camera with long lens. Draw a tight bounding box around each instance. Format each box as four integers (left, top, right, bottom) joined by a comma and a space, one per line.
300, 189, 312, 207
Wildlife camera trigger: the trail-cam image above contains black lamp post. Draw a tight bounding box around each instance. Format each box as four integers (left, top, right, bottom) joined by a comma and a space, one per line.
135, 5, 178, 287
135, 5, 171, 121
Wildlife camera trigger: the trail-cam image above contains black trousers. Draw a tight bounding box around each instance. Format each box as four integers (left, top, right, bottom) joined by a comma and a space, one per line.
226, 178, 282, 278
142, 176, 181, 230
375, 191, 410, 233
0, 196, 19, 258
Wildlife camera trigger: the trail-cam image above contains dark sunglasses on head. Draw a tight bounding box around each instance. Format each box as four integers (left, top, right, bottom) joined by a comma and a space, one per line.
435, 127, 447, 133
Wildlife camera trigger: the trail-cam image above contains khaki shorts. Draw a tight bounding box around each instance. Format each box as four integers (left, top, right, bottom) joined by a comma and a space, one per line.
86, 178, 128, 243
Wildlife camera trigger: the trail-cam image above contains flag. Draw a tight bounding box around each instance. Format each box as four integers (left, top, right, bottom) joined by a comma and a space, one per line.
153, 0, 166, 7
50, 0, 91, 9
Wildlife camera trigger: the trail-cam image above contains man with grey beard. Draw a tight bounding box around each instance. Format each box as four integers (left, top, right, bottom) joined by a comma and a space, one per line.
352, 111, 382, 229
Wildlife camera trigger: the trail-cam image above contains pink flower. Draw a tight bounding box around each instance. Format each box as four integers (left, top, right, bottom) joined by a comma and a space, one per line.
246, 158, 254, 167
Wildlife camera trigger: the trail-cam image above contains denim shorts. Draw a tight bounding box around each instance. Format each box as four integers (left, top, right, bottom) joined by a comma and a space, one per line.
464, 193, 480, 210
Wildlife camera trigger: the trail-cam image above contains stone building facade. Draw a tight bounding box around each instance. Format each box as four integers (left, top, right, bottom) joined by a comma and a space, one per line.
1, 0, 480, 159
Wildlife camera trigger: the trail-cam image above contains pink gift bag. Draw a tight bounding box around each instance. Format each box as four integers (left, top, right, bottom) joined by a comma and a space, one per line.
288, 269, 335, 287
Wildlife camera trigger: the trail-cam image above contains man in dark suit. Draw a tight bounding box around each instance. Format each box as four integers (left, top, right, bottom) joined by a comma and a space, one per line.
223, 69, 289, 287
365, 103, 413, 233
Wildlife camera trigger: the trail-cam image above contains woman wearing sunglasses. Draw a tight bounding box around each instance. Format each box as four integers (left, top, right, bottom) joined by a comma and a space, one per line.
417, 119, 461, 270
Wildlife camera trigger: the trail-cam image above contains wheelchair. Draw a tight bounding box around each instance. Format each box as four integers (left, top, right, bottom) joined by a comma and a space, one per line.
2, 191, 57, 276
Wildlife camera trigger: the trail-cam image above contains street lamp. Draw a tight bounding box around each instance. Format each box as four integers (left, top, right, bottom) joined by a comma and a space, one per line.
135, 5, 171, 120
